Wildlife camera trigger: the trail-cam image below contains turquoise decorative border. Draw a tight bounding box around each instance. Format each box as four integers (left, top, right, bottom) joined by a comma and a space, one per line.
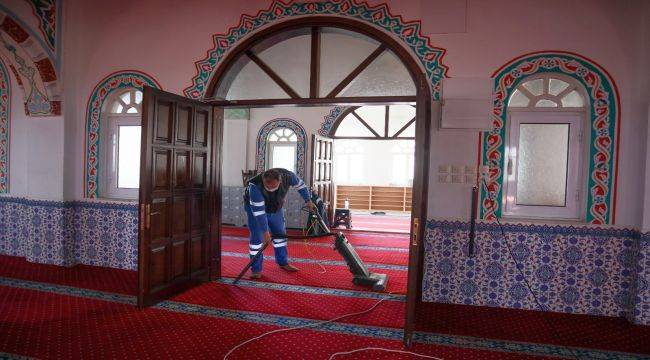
255, 118, 307, 179
182, 0, 448, 100
480, 52, 620, 224
1, 275, 647, 360
318, 106, 346, 136
84, 71, 161, 198
0, 58, 10, 193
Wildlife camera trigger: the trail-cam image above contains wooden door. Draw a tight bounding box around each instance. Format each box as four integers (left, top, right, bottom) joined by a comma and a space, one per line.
138, 86, 223, 308
403, 74, 431, 346
310, 134, 334, 222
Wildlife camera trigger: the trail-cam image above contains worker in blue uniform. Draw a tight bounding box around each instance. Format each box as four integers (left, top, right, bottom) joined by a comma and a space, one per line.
244, 168, 316, 279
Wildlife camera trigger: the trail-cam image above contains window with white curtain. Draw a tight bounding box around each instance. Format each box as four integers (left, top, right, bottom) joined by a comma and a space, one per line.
391, 141, 414, 185
504, 75, 587, 219
102, 89, 143, 199
334, 140, 364, 184
266, 128, 297, 172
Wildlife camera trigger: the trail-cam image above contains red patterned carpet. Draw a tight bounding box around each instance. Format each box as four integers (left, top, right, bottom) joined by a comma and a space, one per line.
222, 226, 410, 248
222, 237, 409, 265
1, 252, 649, 359
2, 284, 541, 360
0, 255, 136, 295
221, 226, 408, 294
222, 256, 408, 294
416, 302, 650, 355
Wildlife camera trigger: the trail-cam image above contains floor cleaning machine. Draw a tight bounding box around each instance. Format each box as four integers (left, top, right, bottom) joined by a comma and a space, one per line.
233, 208, 389, 291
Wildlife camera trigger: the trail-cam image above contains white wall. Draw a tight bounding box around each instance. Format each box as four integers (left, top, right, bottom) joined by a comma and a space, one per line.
222, 118, 248, 186
6, 69, 64, 200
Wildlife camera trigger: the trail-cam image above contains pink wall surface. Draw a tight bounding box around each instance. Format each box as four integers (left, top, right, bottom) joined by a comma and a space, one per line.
2, 0, 646, 227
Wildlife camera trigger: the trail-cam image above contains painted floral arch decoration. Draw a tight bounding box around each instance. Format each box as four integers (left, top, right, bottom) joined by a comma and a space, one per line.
183, 0, 448, 100
256, 118, 307, 179
318, 106, 346, 136
84, 71, 161, 198
0, 58, 10, 193
480, 52, 620, 225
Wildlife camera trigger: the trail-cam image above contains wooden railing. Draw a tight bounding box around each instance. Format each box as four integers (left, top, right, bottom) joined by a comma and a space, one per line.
335, 185, 412, 212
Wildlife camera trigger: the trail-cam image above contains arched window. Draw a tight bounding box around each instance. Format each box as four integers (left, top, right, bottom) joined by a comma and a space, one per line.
330, 105, 415, 139
102, 88, 143, 199
266, 127, 298, 172
503, 74, 587, 219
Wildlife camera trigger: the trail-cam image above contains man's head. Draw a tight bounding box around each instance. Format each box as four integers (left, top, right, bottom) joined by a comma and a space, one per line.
262, 169, 281, 192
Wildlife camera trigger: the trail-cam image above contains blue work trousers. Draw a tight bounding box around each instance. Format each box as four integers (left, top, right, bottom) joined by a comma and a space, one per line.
245, 205, 288, 272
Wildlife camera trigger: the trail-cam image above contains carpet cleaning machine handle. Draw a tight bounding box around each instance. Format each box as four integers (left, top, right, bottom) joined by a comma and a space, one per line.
233, 210, 389, 292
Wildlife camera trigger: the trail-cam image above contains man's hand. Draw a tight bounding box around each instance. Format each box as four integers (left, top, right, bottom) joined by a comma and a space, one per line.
305, 200, 317, 213
263, 231, 272, 246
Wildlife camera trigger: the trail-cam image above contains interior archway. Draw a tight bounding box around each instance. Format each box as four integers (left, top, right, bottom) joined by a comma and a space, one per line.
203, 16, 428, 102
207, 15, 433, 347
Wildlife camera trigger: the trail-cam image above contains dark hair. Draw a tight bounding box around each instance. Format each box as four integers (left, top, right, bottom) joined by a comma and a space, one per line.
262, 169, 281, 182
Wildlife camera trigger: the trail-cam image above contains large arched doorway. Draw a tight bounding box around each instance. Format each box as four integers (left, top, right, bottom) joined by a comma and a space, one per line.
139, 15, 434, 346
206, 17, 431, 346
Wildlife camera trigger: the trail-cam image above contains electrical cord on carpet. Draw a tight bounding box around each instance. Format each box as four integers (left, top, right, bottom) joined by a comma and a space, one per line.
301, 208, 327, 274
328, 347, 443, 359
222, 292, 443, 360
481, 179, 583, 360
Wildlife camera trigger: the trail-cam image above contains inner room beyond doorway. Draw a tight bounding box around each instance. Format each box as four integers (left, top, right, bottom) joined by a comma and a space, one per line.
333, 138, 414, 234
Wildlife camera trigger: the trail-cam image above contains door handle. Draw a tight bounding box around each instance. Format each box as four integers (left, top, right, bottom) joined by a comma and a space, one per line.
411, 217, 419, 246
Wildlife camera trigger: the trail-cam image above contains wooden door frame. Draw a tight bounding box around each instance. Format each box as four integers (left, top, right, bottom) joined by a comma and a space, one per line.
204, 16, 432, 347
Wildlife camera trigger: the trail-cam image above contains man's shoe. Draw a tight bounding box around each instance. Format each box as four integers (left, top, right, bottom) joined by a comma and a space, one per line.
280, 264, 299, 272
250, 272, 262, 279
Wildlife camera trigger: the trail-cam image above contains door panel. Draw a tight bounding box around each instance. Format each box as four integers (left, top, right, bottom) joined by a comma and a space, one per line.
138, 86, 222, 308
310, 134, 334, 221
194, 110, 209, 146
192, 152, 207, 188
191, 235, 205, 271
153, 150, 172, 190
176, 105, 193, 145
154, 100, 173, 143
174, 150, 191, 189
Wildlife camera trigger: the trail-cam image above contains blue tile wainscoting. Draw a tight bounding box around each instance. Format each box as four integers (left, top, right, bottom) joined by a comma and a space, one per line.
1, 196, 648, 326
423, 220, 649, 325
0, 197, 138, 270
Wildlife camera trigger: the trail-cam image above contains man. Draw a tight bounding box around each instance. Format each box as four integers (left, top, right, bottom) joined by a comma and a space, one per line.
244, 168, 316, 279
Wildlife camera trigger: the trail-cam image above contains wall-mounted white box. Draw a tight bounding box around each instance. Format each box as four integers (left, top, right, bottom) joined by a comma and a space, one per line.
440, 78, 493, 131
